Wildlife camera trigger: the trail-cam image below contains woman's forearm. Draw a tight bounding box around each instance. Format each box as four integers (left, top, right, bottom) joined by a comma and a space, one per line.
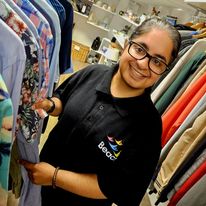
56, 169, 107, 199
19, 160, 106, 199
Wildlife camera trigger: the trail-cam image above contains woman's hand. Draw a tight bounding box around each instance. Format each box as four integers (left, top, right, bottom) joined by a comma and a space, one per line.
19, 160, 55, 186
32, 97, 62, 116
32, 98, 53, 112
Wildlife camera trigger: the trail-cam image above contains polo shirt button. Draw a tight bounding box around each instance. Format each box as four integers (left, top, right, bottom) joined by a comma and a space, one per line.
99, 105, 104, 110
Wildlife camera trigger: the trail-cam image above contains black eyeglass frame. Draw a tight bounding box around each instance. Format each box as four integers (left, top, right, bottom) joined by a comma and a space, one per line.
128, 40, 170, 75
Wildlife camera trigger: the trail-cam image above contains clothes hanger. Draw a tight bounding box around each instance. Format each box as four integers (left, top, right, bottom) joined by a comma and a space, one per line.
199, 27, 206, 33
191, 22, 205, 30
184, 22, 194, 27
192, 30, 206, 39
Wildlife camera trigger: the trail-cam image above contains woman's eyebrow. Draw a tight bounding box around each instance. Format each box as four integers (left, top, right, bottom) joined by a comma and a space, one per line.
138, 42, 167, 62
155, 54, 167, 62
137, 42, 149, 51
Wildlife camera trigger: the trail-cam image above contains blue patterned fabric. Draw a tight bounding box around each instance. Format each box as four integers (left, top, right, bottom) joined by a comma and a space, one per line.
47, 0, 66, 28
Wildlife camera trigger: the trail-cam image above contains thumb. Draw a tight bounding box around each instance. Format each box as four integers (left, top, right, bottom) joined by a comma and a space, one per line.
19, 159, 34, 170
32, 100, 44, 110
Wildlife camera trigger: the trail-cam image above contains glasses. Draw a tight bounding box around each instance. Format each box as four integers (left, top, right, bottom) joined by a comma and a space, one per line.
128, 41, 169, 75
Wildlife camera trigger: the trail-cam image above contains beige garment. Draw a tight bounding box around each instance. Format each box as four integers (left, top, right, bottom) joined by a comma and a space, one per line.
186, 64, 206, 89
151, 39, 206, 103
154, 111, 206, 195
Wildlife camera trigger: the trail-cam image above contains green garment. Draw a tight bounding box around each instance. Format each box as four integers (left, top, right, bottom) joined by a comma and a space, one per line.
155, 52, 206, 115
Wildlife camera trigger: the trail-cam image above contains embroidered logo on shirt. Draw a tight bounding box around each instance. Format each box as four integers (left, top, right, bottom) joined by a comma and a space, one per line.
98, 135, 123, 161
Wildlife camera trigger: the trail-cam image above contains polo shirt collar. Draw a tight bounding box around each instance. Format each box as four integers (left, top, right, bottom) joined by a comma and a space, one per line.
96, 64, 118, 95
95, 64, 152, 117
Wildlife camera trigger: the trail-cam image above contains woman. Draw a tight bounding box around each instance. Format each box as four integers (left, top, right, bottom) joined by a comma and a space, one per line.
20, 17, 181, 206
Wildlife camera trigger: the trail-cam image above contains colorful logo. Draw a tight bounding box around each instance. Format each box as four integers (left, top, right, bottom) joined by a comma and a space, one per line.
107, 135, 123, 158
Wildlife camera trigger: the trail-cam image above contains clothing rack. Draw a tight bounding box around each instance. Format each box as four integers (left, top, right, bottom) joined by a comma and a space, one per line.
0, 1, 74, 206
148, 31, 206, 206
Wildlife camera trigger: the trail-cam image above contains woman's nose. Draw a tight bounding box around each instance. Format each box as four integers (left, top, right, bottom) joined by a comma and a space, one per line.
136, 57, 150, 70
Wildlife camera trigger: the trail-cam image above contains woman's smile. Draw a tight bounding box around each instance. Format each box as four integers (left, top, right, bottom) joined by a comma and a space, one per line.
129, 61, 150, 80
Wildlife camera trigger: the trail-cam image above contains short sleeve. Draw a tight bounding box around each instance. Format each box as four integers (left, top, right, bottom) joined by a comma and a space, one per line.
53, 65, 93, 107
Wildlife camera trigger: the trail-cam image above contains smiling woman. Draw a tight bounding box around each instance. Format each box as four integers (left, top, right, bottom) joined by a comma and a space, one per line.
128, 41, 169, 75
20, 17, 181, 206
112, 17, 181, 98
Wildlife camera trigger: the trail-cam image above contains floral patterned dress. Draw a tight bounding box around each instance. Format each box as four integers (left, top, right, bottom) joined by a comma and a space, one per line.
0, 0, 40, 142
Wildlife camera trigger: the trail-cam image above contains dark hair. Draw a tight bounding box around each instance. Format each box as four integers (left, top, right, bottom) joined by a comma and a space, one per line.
129, 17, 181, 63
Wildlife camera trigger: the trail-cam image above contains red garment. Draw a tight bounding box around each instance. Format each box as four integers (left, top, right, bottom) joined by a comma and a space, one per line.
161, 72, 206, 146
166, 83, 206, 141
168, 160, 206, 206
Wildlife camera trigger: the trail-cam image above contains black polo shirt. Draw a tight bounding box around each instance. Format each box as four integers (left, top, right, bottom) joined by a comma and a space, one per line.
40, 64, 162, 206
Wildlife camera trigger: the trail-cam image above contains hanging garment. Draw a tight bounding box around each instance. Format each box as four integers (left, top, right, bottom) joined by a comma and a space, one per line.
0, 0, 42, 141
154, 111, 206, 203
47, 0, 66, 29
162, 71, 206, 146
187, 62, 206, 87
0, 74, 13, 206
14, 0, 54, 99
0, 0, 41, 142
5, 0, 43, 78
0, 18, 26, 138
164, 59, 206, 113
165, 83, 206, 141
0, 2, 43, 206
57, 0, 73, 73
149, 94, 206, 193
172, 45, 192, 66
151, 45, 192, 93
168, 147, 206, 200
163, 94, 206, 161
152, 42, 194, 94
12, 1, 55, 205
151, 39, 206, 103
179, 38, 197, 51
30, 0, 61, 96
154, 134, 206, 205
155, 51, 206, 115
168, 158, 206, 206
177, 174, 206, 206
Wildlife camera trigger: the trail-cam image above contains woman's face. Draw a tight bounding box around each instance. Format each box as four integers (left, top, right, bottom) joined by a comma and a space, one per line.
118, 28, 174, 94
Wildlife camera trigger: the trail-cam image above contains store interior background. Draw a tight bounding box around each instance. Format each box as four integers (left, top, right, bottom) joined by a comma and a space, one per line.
72, 0, 202, 45
68, 0, 206, 76
39, 0, 206, 206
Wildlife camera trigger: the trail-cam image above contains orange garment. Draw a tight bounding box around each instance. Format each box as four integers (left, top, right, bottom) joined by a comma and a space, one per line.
166, 83, 206, 141
162, 72, 206, 147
